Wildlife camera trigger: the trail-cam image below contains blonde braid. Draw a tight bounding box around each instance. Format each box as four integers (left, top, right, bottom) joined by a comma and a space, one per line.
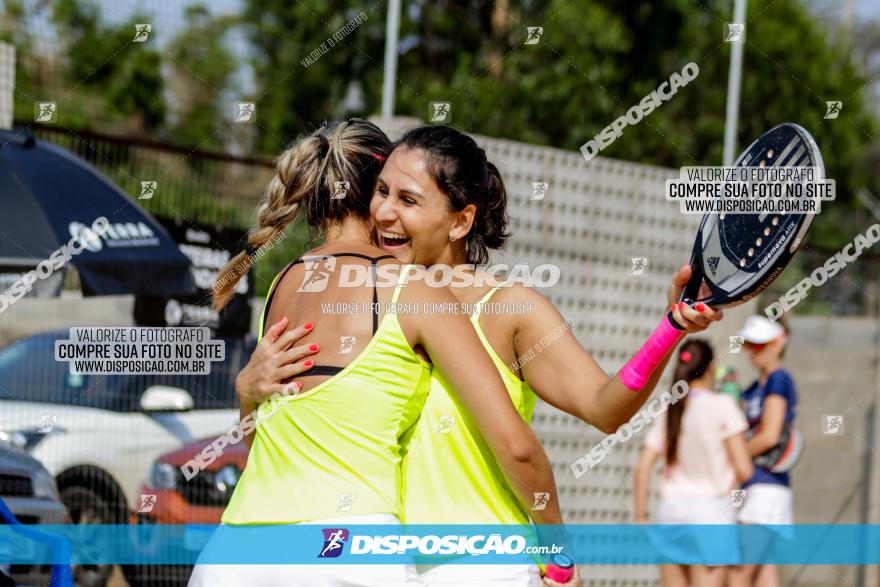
213, 134, 327, 311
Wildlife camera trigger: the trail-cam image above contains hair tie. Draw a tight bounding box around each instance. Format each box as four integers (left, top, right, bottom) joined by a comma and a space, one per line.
316, 134, 330, 158
680, 351, 692, 362
371, 152, 386, 162
245, 243, 258, 257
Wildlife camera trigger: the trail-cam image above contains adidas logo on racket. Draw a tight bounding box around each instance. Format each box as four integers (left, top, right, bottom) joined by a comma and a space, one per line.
667, 123, 823, 327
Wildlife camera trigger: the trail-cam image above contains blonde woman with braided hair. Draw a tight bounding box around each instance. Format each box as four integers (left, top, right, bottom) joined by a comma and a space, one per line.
188, 118, 567, 587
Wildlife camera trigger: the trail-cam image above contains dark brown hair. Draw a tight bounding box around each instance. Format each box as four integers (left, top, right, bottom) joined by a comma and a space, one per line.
393, 125, 509, 264
665, 338, 714, 465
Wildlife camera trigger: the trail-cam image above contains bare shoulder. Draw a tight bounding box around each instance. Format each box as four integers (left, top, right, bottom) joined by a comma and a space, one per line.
492, 282, 567, 329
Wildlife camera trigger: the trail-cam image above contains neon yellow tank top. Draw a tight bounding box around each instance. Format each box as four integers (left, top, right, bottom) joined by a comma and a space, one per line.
402, 286, 538, 525
222, 262, 431, 524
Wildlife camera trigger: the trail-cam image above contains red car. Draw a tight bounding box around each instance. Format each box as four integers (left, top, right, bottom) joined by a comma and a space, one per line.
124, 438, 249, 586
138, 436, 249, 524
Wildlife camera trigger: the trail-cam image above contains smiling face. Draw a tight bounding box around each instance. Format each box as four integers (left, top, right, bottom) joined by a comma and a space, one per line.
370, 146, 473, 265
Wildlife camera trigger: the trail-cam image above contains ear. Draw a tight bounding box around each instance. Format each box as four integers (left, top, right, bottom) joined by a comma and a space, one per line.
449, 204, 477, 241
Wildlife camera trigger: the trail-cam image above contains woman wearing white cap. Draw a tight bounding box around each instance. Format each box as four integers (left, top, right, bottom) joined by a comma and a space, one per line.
729, 315, 798, 587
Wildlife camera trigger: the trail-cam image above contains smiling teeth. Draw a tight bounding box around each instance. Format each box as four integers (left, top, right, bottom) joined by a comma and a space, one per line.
381, 230, 409, 240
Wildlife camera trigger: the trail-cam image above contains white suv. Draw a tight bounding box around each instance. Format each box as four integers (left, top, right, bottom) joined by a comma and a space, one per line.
0, 330, 251, 584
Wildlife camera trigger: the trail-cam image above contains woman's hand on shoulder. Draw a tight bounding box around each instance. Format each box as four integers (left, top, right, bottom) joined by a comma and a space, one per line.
235, 317, 318, 404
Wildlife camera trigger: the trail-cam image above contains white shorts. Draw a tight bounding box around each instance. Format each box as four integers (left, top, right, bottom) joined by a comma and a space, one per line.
656, 495, 737, 525
188, 514, 422, 587
417, 563, 541, 586
651, 496, 740, 565
736, 484, 793, 526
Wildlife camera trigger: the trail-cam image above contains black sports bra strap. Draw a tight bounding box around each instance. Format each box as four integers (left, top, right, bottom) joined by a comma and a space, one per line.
261, 251, 398, 377
262, 260, 300, 337
304, 365, 344, 377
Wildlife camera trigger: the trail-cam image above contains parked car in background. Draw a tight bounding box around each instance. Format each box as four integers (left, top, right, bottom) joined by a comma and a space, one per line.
122, 437, 249, 586
140, 436, 249, 525
0, 330, 255, 586
0, 442, 68, 586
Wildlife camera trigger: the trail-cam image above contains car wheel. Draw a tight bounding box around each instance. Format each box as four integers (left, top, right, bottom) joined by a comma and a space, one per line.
59, 485, 124, 587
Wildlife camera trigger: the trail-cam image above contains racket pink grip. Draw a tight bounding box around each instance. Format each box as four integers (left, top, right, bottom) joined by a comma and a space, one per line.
544, 564, 574, 583
619, 315, 686, 391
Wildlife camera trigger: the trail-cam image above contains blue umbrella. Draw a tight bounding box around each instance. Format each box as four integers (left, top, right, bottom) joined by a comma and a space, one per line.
0, 129, 196, 297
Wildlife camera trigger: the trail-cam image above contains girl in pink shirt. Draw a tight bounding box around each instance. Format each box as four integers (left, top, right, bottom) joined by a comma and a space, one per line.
634, 339, 754, 587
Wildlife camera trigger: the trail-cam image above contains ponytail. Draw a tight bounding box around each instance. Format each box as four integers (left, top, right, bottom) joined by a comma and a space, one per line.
393, 125, 510, 264
213, 119, 390, 311
665, 338, 713, 465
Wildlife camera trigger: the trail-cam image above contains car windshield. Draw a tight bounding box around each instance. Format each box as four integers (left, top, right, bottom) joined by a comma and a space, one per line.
0, 333, 252, 412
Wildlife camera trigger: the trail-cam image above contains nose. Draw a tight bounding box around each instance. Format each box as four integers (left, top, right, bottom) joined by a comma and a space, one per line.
373, 194, 398, 225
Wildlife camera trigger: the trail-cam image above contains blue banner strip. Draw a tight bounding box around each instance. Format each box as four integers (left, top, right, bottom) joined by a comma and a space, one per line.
1, 524, 879, 565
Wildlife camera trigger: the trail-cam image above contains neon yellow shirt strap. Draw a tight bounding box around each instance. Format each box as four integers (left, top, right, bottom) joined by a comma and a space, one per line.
403, 286, 538, 526
223, 264, 431, 524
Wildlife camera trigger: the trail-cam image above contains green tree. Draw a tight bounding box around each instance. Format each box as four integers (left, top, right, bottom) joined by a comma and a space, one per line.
244, 0, 877, 250
240, 0, 387, 153
166, 5, 239, 149
50, 0, 165, 132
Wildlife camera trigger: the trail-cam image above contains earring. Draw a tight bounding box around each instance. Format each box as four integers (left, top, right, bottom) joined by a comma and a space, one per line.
449, 235, 456, 242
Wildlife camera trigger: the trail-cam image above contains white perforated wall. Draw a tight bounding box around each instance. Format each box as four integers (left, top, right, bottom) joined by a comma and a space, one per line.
483, 138, 697, 585
377, 118, 700, 585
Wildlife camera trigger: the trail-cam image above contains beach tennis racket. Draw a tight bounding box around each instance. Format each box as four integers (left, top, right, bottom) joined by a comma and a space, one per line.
668, 123, 823, 329
752, 423, 804, 473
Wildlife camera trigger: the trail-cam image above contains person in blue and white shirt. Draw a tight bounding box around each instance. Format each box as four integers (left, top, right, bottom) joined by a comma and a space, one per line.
729, 316, 798, 587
